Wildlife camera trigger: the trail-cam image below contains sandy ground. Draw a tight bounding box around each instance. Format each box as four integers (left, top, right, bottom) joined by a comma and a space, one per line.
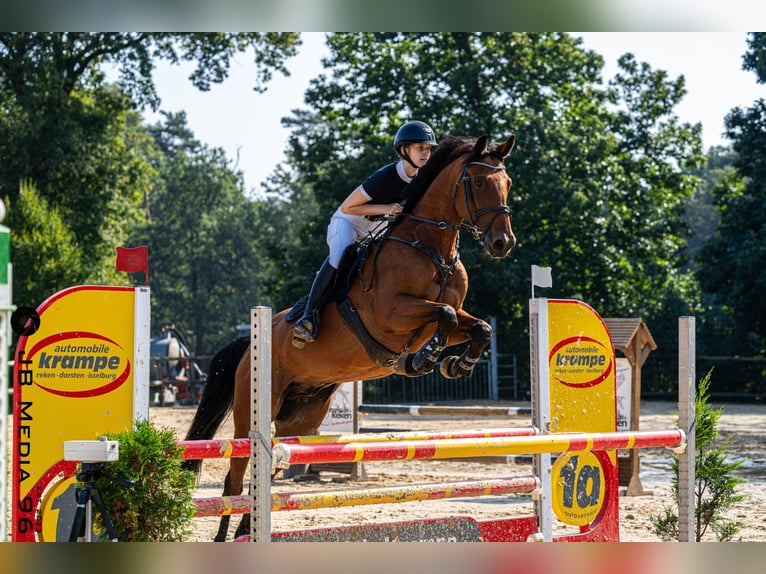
151, 400, 766, 543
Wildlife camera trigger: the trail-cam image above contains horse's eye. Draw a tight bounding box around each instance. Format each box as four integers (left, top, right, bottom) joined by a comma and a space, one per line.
473, 178, 483, 188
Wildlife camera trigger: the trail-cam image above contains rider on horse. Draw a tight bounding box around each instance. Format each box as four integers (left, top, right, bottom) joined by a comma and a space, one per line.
292, 120, 438, 347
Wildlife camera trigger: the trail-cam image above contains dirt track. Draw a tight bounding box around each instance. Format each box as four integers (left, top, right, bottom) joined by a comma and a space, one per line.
151, 399, 766, 542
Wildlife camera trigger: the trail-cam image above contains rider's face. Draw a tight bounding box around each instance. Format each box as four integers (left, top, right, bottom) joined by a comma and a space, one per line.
407, 143, 433, 168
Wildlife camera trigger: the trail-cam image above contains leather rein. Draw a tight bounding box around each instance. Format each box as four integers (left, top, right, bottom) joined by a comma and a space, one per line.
383, 159, 510, 295
355, 158, 509, 357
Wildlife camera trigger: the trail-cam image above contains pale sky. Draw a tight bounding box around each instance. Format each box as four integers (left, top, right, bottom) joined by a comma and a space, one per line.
143, 32, 762, 194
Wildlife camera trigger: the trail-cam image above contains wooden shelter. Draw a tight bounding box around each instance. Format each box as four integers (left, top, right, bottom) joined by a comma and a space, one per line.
603, 318, 657, 496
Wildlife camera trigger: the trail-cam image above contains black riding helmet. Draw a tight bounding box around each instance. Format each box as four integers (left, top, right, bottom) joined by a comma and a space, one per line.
394, 121, 437, 169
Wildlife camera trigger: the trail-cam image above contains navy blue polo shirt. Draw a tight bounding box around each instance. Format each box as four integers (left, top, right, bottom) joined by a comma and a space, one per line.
360, 161, 413, 204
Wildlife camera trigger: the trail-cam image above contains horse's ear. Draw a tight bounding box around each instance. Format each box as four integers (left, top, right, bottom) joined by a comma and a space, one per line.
497, 135, 516, 158
473, 135, 490, 156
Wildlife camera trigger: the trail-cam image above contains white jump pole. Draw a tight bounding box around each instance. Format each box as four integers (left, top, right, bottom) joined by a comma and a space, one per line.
677, 317, 696, 542
249, 306, 272, 542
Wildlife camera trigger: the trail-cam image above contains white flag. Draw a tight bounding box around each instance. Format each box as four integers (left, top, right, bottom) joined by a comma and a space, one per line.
531, 265, 552, 288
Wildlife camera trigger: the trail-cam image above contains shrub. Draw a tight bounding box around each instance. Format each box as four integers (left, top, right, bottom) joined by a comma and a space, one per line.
650, 368, 748, 541
86, 419, 197, 542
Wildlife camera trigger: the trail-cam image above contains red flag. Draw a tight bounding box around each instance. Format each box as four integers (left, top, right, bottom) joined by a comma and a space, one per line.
115, 246, 149, 285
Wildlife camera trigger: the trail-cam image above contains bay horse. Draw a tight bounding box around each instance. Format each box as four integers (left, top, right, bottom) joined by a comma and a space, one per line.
184, 134, 516, 540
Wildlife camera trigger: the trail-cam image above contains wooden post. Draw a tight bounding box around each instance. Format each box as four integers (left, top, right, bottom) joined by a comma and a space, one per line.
625, 330, 645, 496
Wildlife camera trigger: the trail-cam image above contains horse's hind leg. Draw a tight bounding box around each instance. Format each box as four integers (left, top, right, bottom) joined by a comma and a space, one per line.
231, 384, 340, 541
233, 512, 251, 540
440, 317, 492, 379
213, 457, 250, 541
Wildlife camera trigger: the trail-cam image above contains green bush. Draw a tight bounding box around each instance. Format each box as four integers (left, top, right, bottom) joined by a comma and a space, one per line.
86, 419, 197, 542
650, 368, 748, 541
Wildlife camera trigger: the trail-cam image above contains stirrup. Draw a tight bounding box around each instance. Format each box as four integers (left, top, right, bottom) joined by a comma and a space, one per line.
292, 319, 317, 348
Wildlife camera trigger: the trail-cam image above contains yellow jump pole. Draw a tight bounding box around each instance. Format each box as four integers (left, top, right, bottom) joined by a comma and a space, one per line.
193, 475, 540, 517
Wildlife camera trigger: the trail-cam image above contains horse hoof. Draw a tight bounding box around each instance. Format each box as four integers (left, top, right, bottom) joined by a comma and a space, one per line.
291, 336, 306, 349
440, 357, 455, 378
440, 356, 472, 379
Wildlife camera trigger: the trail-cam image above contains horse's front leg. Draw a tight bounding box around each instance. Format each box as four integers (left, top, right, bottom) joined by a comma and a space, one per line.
393, 304, 458, 376
439, 313, 492, 379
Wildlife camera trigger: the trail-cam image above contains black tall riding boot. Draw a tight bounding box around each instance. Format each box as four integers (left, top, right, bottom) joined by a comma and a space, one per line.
292, 258, 337, 347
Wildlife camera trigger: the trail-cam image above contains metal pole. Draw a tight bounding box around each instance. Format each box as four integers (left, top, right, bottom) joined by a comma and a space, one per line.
0, 311, 10, 541
249, 307, 272, 542
529, 298, 552, 541
678, 316, 696, 542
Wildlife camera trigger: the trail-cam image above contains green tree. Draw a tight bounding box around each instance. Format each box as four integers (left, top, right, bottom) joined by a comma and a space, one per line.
273, 33, 704, 380
743, 32, 766, 84
131, 112, 278, 354
650, 369, 747, 542
697, 32, 766, 356
685, 146, 733, 267
4, 181, 83, 306
95, 419, 197, 542
0, 32, 300, 306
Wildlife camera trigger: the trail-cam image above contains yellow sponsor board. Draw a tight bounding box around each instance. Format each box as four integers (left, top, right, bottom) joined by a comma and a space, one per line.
550, 451, 607, 526
546, 299, 616, 528
547, 299, 616, 434
12, 285, 149, 541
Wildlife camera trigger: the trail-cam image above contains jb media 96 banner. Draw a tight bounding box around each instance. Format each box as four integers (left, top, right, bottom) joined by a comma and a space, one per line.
11, 285, 150, 542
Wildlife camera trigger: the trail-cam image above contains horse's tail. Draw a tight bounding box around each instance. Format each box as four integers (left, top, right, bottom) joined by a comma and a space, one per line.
182, 336, 250, 476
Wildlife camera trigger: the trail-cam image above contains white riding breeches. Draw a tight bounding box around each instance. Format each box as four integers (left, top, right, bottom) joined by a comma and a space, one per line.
326, 212, 383, 268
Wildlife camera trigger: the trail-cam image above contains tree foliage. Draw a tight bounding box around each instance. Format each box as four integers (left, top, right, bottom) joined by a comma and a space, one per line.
697, 32, 766, 355
130, 112, 280, 354
5, 181, 83, 306
743, 32, 766, 84
650, 369, 747, 541
95, 419, 197, 542
6, 31, 762, 380
0, 32, 299, 308
273, 33, 704, 367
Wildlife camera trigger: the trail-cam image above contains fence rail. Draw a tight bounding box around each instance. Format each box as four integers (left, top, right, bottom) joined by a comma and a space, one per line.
643, 354, 766, 400
145, 350, 766, 406
363, 360, 494, 404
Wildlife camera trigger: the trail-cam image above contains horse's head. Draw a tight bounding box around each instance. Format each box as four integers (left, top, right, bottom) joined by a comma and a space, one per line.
458, 134, 516, 259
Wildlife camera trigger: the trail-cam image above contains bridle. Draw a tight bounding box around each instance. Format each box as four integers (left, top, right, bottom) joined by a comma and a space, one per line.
395, 158, 510, 242
370, 156, 511, 294
453, 160, 511, 241
359, 155, 511, 354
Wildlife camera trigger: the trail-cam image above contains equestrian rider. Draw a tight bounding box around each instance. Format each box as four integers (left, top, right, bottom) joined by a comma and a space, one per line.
292, 120, 438, 347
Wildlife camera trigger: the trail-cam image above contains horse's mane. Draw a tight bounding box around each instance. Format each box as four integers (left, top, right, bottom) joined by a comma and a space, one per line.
400, 136, 473, 214
400, 134, 502, 214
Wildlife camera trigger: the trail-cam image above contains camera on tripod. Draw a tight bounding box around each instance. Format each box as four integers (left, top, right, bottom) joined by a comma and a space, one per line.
63, 437, 132, 542
64, 439, 119, 462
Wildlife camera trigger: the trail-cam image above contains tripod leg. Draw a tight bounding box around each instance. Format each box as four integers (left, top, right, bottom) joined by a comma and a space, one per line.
91, 488, 119, 541
69, 487, 88, 542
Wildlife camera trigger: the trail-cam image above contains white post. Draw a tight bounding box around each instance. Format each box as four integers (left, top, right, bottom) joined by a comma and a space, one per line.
529, 298, 552, 541
677, 316, 696, 542
0, 309, 11, 541
249, 307, 272, 542
133, 286, 151, 421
